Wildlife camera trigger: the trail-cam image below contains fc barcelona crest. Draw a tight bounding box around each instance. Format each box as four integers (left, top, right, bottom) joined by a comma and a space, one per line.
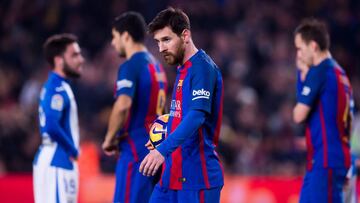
177, 80, 183, 91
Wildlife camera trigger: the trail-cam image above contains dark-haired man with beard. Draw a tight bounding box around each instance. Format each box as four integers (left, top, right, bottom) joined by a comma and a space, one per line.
33, 33, 84, 203
140, 7, 224, 203
102, 12, 167, 203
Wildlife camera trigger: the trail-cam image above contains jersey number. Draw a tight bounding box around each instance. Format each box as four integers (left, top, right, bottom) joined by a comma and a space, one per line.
156, 89, 166, 115
64, 177, 76, 194
39, 107, 46, 127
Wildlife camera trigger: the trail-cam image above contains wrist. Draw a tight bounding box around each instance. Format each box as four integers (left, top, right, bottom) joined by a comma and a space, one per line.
105, 134, 114, 142
156, 141, 169, 158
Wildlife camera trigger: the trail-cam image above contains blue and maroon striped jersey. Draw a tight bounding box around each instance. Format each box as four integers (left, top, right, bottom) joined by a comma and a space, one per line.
297, 58, 353, 170
115, 52, 167, 161
160, 50, 224, 190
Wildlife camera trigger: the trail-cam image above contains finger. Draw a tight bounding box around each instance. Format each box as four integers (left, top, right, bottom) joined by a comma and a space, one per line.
147, 161, 157, 176
139, 156, 148, 173
152, 162, 161, 176
145, 141, 155, 150
143, 159, 151, 176
104, 150, 114, 156
101, 142, 108, 151
143, 158, 155, 176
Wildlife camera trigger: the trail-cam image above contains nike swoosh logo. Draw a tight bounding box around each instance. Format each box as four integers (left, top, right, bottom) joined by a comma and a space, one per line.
152, 128, 165, 134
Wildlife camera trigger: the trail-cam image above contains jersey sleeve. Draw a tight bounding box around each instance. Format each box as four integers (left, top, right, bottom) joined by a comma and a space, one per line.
297, 67, 325, 107
44, 92, 68, 121
42, 91, 78, 157
115, 62, 137, 98
157, 110, 206, 157
189, 64, 216, 114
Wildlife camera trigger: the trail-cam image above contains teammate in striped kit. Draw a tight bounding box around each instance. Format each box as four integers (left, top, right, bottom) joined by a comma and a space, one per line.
140, 7, 224, 203
33, 34, 84, 203
102, 12, 167, 203
293, 19, 355, 202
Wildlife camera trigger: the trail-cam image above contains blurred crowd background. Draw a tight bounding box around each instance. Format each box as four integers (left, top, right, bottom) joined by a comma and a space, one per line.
1, 0, 360, 176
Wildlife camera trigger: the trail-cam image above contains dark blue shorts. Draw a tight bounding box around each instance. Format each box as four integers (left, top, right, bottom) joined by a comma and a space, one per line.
299, 168, 348, 203
113, 155, 159, 203
149, 184, 222, 203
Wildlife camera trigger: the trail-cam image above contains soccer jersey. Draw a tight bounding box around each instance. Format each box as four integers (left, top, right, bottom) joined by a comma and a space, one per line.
115, 51, 167, 161
34, 72, 79, 169
159, 50, 224, 190
297, 58, 353, 170
33, 72, 79, 203
113, 51, 167, 203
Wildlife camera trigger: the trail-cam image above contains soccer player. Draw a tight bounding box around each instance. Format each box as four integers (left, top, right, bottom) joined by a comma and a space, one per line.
293, 19, 354, 202
33, 34, 84, 203
139, 7, 224, 203
102, 12, 167, 203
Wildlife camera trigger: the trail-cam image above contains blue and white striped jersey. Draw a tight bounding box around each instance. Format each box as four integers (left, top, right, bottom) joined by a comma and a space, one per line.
33, 72, 79, 170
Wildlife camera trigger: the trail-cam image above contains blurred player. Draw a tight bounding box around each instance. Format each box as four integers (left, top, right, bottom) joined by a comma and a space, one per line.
293, 19, 355, 202
102, 12, 167, 203
139, 7, 224, 203
33, 34, 84, 203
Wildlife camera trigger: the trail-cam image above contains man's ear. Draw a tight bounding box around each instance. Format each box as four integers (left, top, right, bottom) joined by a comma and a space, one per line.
181, 29, 191, 43
309, 40, 319, 52
54, 55, 63, 67
122, 31, 131, 43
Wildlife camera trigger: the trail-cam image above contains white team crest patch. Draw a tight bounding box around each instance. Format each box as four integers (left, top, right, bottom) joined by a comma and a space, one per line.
55, 86, 65, 92
51, 94, 64, 111
116, 79, 133, 90
301, 86, 311, 96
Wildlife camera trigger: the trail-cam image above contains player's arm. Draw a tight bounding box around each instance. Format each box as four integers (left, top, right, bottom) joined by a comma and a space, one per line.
293, 66, 324, 124
102, 95, 132, 155
293, 103, 311, 124
44, 93, 78, 158
140, 64, 217, 176
140, 110, 206, 176
293, 59, 311, 124
45, 118, 79, 158
102, 63, 136, 156
157, 65, 215, 156
157, 110, 206, 157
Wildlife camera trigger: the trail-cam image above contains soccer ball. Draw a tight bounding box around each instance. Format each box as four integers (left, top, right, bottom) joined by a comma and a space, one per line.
149, 114, 169, 147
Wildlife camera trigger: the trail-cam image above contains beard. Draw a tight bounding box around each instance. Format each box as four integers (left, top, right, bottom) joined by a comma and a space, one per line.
118, 47, 126, 58
162, 41, 185, 65
63, 60, 81, 79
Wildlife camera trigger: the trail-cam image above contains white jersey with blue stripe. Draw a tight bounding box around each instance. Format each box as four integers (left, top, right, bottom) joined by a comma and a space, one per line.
33, 72, 79, 169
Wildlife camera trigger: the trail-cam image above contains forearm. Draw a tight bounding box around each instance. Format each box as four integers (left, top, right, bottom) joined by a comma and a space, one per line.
105, 95, 132, 140
105, 100, 130, 141
157, 110, 206, 157
293, 103, 311, 124
46, 119, 78, 157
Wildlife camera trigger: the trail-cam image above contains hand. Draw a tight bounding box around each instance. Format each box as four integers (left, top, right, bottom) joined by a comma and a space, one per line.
139, 149, 164, 176
296, 58, 309, 81
296, 58, 308, 72
70, 156, 78, 162
102, 136, 119, 156
145, 140, 155, 150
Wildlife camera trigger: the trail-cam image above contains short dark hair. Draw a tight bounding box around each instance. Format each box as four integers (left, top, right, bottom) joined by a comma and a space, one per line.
294, 18, 330, 51
112, 11, 146, 43
148, 7, 190, 36
43, 33, 78, 67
